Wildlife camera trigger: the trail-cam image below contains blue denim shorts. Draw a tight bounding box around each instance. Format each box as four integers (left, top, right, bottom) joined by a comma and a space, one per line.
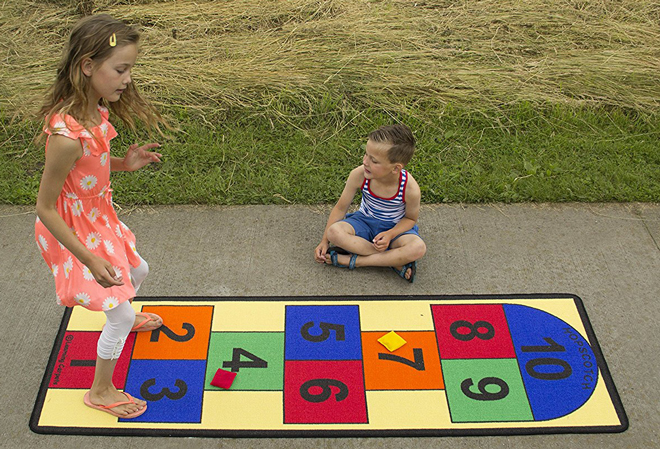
342, 211, 420, 245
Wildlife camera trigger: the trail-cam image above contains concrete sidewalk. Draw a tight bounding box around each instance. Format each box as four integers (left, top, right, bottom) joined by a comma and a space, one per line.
1, 203, 658, 449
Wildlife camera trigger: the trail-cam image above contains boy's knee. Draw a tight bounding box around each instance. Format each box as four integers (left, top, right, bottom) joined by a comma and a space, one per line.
326, 222, 347, 243
411, 238, 427, 261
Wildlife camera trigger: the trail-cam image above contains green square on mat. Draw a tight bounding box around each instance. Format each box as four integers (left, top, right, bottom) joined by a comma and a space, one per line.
205, 332, 284, 391
442, 358, 533, 423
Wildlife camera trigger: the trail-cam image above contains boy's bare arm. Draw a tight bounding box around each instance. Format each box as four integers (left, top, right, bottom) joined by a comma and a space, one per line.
402, 174, 422, 223
315, 166, 364, 260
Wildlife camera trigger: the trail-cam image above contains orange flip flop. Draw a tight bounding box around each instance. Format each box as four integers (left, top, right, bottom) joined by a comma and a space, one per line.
101, 311, 162, 333
131, 311, 162, 332
83, 391, 147, 419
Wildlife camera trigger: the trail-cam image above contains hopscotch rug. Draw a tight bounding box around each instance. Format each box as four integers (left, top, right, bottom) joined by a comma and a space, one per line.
30, 294, 628, 437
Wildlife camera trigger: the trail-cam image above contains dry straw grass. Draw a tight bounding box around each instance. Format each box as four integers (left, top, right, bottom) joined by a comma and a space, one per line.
1, 0, 659, 121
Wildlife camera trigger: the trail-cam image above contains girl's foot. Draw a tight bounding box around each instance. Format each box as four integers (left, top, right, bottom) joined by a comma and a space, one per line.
132, 312, 163, 332
86, 387, 146, 417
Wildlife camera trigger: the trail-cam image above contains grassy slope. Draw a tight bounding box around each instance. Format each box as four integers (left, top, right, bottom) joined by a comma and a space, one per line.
1, 0, 659, 205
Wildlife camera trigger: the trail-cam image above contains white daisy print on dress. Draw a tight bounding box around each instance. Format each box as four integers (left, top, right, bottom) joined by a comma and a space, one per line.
80, 130, 92, 139
88, 207, 100, 223
38, 234, 48, 252
129, 241, 138, 254
74, 292, 92, 307
113, 266, 123, 280
82, 141, 91, 156
102, 296, 119, 311
103, 239, 115, 254
51, 264, 59, 277
102, 215, 112, 229
100, 152, 108, 166
82, 265, 95, 281
52, 121, 68, 134
56, 294, 63, 306
63, 257, 73, 279
99, 123, 108, 137
71, 200, 84, 217
65, 192, 78, 200
80, 175, 97, 190
86, 232, 101, 249
115, 224, 123, 238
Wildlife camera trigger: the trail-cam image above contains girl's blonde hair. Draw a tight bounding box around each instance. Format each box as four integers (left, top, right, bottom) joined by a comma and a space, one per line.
40, 14, 166, 135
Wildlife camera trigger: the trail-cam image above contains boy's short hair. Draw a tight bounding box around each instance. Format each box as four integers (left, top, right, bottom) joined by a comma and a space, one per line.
368, 124, 415, 165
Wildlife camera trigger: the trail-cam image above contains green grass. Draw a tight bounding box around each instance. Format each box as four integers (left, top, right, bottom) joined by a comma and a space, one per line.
2, 101, 658, 206
2, 1, 659, 206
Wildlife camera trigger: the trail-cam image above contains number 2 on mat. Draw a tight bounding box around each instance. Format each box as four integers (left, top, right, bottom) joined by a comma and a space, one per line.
150, 323, 195, 343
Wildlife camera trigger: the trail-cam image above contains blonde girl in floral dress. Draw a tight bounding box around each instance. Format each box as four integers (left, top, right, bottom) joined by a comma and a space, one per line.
36, 15, 167, 419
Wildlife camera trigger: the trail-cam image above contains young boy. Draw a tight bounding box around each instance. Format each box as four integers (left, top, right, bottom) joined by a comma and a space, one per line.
314, 124, 426, 282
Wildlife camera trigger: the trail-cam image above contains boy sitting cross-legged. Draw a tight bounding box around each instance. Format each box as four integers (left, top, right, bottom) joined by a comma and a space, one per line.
314, 124, 426, 282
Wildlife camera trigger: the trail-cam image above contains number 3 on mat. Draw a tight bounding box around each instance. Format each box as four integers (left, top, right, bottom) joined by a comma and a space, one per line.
140, 378, 188, 401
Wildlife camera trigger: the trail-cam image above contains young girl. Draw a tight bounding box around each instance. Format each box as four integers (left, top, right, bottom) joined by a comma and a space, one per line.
35, 14, 167, 419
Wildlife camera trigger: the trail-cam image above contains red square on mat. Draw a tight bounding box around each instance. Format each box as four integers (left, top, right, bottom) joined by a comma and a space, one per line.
284, 360, 367, 424
48, 331, 134, 389
211, 368, 237, 389
432, 304, 516, 360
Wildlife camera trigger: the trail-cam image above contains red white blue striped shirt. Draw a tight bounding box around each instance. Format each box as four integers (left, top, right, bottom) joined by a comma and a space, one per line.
358, 169, 408, 222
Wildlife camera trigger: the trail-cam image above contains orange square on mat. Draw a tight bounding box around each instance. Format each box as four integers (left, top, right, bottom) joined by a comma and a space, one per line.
362, 331, 444, 391
132, 305, 213, 360
377, 331, 407, 352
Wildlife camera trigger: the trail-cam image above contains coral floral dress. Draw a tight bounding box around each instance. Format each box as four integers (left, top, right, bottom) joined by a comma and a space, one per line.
35, 106, 140, 311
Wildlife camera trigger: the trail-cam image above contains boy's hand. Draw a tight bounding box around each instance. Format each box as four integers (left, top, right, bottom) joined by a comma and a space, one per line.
372, 232, 392, 252
315, 242, 329, 263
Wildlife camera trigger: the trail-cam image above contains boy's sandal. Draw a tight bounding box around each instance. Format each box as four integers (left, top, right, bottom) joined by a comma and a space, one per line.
330, 250, 358, 270
392, 261, 417, 283
327, 245, 350, 255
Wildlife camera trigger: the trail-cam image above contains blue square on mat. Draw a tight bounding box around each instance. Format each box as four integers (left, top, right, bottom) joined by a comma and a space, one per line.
285, 305, 362, 361
121, 359, 206, 423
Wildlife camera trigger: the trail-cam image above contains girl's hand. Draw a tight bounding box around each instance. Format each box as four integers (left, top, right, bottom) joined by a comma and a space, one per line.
372, 232, 391, 252
123, 143, 162, 172
86, 255, 124, 288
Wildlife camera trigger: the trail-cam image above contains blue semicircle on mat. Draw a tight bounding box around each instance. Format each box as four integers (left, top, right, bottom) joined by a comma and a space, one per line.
504, 304, 598, 421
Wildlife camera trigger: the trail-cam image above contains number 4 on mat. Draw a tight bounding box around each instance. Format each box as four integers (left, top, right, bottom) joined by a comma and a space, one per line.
222, 348, 268, 372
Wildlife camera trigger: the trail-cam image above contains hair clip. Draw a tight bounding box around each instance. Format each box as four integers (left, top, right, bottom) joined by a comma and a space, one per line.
109, 33, 117, 47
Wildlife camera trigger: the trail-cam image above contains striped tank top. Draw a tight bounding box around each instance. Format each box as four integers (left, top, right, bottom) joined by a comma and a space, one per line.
358, 169, 408, 222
